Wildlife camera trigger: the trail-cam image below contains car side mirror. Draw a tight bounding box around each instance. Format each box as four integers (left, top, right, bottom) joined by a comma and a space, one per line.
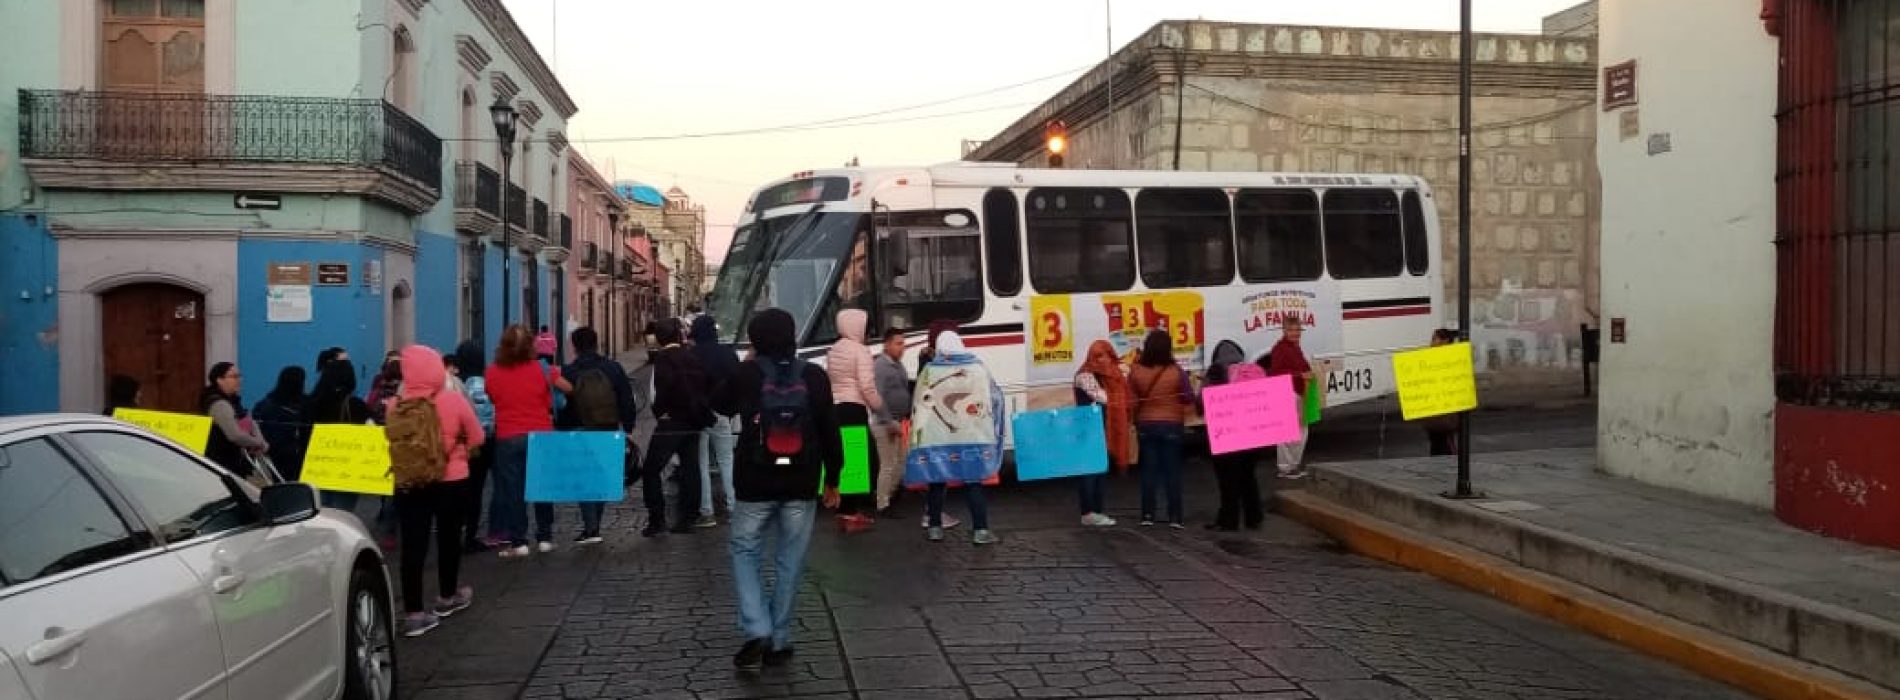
260, 482, 320, 526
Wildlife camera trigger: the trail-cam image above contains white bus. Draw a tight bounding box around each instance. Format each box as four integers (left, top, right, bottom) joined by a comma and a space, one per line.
706, 163, 1443, 432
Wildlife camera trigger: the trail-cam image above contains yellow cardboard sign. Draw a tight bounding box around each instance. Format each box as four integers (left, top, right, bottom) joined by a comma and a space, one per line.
301, 424, 393, 496
113, 408, 213, 454
1392, 342, 1479, 421
1029, 295, 1074, 365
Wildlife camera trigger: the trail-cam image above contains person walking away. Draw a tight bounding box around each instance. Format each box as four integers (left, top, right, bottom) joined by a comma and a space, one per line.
1204, 340, 1267, 531
1261, 318, 1314, 479
871, 328, 913, 518
909, 331, 1006, 545
1128, 331, 1194, 528
253, 366, 309, 482
452, 341, 499, 551
691, 315, 741, 527
384, 344, 486, 637
485, 325, 572, 557
824, 309, 883, 524
558, 327, 637, 544
308, 360, 373, 511
639, 318, 716, 537
1073, 339, 1133, 527
201, 362, 269, 485
103, 374, 141, 415
712, 308, 844, 670
535, 325, 558, 364
1421, 329, 1462, 456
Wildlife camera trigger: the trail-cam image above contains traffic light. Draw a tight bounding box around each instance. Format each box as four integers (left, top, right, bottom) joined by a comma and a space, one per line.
1045, 120, 1068, 168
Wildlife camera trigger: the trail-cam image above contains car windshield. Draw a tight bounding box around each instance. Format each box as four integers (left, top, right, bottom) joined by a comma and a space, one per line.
708, 210, 865, 345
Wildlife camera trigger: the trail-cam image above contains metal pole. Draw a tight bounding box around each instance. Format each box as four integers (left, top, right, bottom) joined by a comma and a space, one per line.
500, 144, 514, 329
1105, 0, 1114, 169
1446, 0, 1481, 500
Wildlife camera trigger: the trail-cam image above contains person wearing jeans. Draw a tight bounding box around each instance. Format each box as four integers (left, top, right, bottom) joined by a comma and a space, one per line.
925, 482, 989, 536
690, 315, 741, 526
488, 436, 530, 550
1128, 330, 1194, 528
484, 325, 571, 557
1071, 339, 1132, 527
557, 327, 637, 544
728, 500, 816, 654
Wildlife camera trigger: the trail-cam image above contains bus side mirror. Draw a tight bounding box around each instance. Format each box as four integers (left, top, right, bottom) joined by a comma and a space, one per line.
879, 228, 910, 278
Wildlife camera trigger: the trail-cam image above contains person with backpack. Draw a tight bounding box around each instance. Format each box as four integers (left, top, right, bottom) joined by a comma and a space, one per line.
824, 309, 883, 524
451, 341, 499, 551
384, 344, 486, 638
909, 331, 1006, 546
1260, 317, 1315, 479
637, 318, 716, 537
1204, 340, 1268, 531
1129, 330, 1195, 529
486, 325, 573, 558
691, 315, 742, 527
557, 327, 637, 544
711, 307, 844, 670
1073, 339, 1133, 528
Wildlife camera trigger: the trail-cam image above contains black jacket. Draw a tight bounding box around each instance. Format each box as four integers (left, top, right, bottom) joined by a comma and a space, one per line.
649, 345, 712, 427
558, 352, 637, 432
712, 358, 845, 502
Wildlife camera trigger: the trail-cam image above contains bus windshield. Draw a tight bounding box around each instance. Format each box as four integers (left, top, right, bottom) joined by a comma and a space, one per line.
708, 210, 866, 345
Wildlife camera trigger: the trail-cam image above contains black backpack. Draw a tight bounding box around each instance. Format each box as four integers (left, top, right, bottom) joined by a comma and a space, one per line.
752, 358, 811, 466
570, 365, 620, 429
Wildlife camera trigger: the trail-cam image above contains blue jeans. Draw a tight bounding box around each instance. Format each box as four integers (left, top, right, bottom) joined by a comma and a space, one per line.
698, 423, 737, 516
728, 500, 817, 649
1138, 423, 1185, 523
1076, 474, 1106, 515
490, 436, 531, 546
927, 482, 989, 531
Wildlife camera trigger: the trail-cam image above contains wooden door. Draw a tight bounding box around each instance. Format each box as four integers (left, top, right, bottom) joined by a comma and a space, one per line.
101, 284, 206, 414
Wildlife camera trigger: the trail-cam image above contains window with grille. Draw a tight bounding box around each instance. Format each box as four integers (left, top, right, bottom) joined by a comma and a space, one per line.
103, 0, 205, 92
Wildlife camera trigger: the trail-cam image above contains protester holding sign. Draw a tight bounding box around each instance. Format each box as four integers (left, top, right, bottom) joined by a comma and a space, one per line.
307, 360, 373, 510
201, 362, 268, 484
556, 327, 637, 545
486, 325, 573, 558
1421, 329, 1464, 456
1261, 318, 1315, 480
1130, 330, 1195, 529
1073, 339, 1133, 528
908, 331, 1005, 545
386, 344, 486, 638
825, 309, 884, 526
1203, 341, 1267, 531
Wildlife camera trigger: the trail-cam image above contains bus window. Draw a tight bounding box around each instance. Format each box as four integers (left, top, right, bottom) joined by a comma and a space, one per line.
1323, 189, 1404, 279
1235, 189, 1322, 282
983, 189, 1023, 297
878, 210, 983, 332
1402, 190, 1431, 275
1136, 188, 1234, 289
1026, 187, 1134, 294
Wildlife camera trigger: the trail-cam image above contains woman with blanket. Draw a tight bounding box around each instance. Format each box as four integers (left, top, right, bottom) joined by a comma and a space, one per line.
1072, 340, 1133, 527
906, 331, 1005, 546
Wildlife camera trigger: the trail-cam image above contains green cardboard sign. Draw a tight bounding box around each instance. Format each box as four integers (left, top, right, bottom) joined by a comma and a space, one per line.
1302, 385, 1322, 426
819, 425, 874, 496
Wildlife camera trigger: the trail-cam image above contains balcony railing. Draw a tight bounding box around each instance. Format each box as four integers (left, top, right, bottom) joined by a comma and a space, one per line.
603, 252, 618, 280
453, 161, 500, 215
505, 182, 527, 230
18, 89, 442, 190
582, 241, 599, 271
532, 199, 550, 240
558, 214, 573, 249
620, 257, 635, 280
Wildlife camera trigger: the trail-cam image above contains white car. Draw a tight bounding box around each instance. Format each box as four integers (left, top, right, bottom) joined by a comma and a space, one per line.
0, 415, 396, 700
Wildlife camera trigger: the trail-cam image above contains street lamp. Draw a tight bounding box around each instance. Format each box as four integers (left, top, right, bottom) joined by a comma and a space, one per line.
1445, 0, 1481, 500
490, 97, 519, 329
606, 208, 621, 355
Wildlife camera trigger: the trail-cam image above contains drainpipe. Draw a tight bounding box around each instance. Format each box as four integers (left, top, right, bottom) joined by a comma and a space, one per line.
1172, 48, 1186, 171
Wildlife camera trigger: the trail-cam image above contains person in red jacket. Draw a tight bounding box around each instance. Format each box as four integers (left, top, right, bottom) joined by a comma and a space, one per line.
1260, 317, 1314, 479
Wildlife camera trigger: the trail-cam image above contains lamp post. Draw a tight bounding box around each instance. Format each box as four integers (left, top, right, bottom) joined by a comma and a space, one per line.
490, 97, 519, 329
1445, 0, 1481, 500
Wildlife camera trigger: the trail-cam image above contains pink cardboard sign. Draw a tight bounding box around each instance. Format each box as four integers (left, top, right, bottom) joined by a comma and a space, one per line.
1202, 374, 1303, 455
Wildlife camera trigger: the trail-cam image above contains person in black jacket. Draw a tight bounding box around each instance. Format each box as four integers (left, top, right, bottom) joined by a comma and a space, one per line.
638, 318, 714, 537
713, 307, 844, 671
557, 327, 637, 544
252, 366, 309, 482
308, 359, 373, 511
691, 315, 742, 526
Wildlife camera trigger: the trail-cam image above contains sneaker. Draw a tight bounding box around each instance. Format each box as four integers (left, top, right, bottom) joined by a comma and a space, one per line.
536, 541, 557, 554
1278, 466, 1308, 479
972, 529, 1001, 546
401, 612, 440, 638
926, 526, 945, 542
1169, 522, 1186, 530
763, 645, 795, 667
1140, 517, 1156, 527
694, 515, 719, 528
498, 544, 531, 559
1081, 513, 1115, 527
574, 532, 604, 546
733, 638, 769, 670
433, 586, 473, 618
921, 514, 961, 529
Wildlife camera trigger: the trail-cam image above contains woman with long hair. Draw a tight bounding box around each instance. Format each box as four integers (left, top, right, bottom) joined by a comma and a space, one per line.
200, 362, 268, 482
307, 359, 373, 510
1128, 330, 1195, 528
1073, 339, 1133, 527
253, 366, 309, 482
485, 325, 571, 558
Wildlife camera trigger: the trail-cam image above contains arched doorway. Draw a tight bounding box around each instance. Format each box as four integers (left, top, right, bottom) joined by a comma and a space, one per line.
101, 283, 205, 413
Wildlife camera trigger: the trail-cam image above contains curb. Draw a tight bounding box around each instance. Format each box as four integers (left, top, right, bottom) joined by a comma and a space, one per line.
1277, 490, 1893, 700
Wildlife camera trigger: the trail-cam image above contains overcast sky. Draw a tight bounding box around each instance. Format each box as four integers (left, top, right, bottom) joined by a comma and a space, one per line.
498, 0, 1584, 262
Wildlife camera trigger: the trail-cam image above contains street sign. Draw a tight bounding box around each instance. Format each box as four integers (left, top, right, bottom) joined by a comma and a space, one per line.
316, 263, 350, 286
234, 193, 282, 210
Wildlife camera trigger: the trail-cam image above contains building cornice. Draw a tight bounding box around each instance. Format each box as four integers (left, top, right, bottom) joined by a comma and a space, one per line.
457, 34, 493, 75
517, 99, 544, 128
395, 0, 428, 19
490, 71, 520, 102
22, 159, 441, 214
546, 130, 568, 157
461, 0, 580, 118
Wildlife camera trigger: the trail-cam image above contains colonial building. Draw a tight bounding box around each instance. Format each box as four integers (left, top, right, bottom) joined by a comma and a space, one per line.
0, 0, 574, 414
1597, 0, 1900, 548
616, 182, 667, 329
968, 15, 1600, 383
564, 153, 636, 357
657, 187, 709, 316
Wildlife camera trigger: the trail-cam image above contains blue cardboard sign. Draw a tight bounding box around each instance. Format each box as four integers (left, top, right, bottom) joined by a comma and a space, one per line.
1011, 404, 1109, 482
526, 431, 625, 503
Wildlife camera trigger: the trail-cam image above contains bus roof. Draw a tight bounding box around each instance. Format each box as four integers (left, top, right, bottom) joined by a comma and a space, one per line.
758, 162, 1427, 193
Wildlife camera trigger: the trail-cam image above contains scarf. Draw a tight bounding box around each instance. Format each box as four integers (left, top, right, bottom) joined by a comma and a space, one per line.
904, 332, 1004, 486
1080, 339, 1134, 470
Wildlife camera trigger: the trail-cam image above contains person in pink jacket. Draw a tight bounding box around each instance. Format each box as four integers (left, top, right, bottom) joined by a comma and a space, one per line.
826, 309, 884, 521
388, 344, 487, 638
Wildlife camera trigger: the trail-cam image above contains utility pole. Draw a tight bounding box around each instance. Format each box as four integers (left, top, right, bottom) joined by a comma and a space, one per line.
1445, 0, 1481, 500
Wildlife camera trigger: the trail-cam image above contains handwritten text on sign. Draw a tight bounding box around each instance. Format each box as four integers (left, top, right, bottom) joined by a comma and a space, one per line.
527, 431, 625, 503
1012, 404, 1109, 481
113, 408, 213, 454
301, 424, 393, 496
1392, 342, 1479, 421
1202, 374, 1303, 455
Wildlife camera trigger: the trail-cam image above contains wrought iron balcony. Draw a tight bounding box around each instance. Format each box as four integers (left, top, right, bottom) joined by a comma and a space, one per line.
619, 257, 635, 281
18, 89, 442, 212
558, 214, 573, 250
603, 252, 618, 280
453, 161, 501, 235
532, 198, 550, 240
505, 182, 527, 231
581, 241, 599, 274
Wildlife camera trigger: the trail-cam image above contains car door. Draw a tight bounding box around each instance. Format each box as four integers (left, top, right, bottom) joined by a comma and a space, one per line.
0, 436, 227, 700
65, 430, 338, 700
0, 650, 32, 700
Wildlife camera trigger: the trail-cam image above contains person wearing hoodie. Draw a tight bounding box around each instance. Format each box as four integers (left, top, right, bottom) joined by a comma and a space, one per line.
386, 345, 487, 638
252, 366, 309, 482
870, 328, 912, 517
554, 327, 637, 544
711, 307, 844, 670
691, 315, 742, 527
825, 308, 883, 521
637, 318, 714, 537
452, 341, 498, 551
308, 359, 373, 511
